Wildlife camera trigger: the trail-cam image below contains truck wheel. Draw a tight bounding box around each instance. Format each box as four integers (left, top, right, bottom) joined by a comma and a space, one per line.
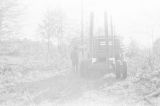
122, 61, 127, 79
115, 60, 121, 79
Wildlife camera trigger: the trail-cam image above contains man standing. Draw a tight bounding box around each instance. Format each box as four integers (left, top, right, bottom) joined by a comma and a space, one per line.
70, 46, 79, 72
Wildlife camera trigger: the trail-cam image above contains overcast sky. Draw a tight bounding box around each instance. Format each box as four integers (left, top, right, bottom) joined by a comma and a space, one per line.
22, 0, 160, 47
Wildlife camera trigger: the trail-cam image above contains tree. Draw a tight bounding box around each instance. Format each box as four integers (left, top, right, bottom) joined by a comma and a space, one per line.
127, 39, 157, 72
153, 38, 160, 58
0, 0, 23, 39
39, 9, 66, 60
152, 38, 160, 70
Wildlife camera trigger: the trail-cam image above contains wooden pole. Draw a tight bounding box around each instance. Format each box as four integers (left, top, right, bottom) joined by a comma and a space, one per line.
104, 12, 108, 40
110, 15, 115, 59
81, 0, 84, 56
104, 12, 109, 59
90, 12, 94, 58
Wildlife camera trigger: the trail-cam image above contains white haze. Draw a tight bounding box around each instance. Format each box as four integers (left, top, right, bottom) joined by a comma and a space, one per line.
22, 0, 160, 47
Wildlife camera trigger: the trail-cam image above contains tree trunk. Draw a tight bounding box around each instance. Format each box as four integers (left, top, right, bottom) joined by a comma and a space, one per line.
47, 36, 50, 63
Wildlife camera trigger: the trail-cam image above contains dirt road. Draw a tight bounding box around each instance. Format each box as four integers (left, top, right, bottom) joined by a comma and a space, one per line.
0, 70, 158, 106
